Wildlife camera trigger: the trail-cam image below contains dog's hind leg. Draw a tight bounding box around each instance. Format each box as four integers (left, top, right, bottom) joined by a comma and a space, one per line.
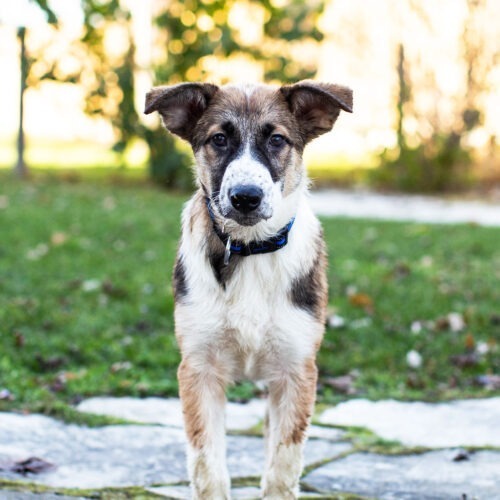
178, 359, 230, 500
261, 357, 318, 499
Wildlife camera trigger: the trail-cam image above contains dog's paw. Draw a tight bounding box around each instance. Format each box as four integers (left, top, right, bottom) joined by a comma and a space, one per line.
262, 489, 298, 500
261, 479, 299, 500
191, 483, 230, 500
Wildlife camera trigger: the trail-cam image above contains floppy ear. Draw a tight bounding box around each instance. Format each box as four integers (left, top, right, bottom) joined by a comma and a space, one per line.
280, 80, 353, 144
144, 82, 219, 142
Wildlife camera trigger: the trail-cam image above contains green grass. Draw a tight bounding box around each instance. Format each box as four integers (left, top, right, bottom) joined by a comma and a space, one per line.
0, 172, 498, 420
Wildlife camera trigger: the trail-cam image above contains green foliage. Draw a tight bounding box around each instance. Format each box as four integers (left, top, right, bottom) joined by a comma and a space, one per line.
373, 43, 475, 193
144, 130, 194, 190
154, 0, 324, 84
28, 0, 328, 188
0, 174, 498, 420
29, 0, 58, 24
375, 0, 498, 193
79, 1, 140, 161
372, 134, 472, 193
26, 0, 141, 168
149, 0, 326, 187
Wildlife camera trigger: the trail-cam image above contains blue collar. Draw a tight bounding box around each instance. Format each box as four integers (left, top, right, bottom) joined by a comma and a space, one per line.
206, 198, 295, 264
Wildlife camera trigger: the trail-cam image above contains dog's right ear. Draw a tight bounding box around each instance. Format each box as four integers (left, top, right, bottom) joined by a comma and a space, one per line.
144, 83, 219, 142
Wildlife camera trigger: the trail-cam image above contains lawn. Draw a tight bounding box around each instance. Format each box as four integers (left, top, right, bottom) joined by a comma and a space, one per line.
0, 172, 499, 421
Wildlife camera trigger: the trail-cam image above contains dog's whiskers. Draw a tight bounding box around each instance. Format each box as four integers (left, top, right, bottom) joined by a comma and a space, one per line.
208, 194, 228, 219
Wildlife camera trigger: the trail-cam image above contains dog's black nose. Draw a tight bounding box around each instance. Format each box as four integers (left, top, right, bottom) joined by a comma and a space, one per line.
229, 185, 263, 214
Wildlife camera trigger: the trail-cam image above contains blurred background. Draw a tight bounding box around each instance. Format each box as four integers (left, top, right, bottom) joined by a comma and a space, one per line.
1, 0, 499, 192
0, 0, 499, 418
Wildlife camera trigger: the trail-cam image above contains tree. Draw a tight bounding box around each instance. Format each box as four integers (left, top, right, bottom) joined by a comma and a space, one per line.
19, 0, 328, 188
30, 0, 57, 23
147, 0, 326, 188
25, 0, 143, 171
9, 0, 57, 177
374, 0, 499, 192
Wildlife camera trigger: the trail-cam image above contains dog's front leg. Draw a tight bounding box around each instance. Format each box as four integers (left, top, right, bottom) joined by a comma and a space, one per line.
262, 358, 318, 499
178, 359, 230, 500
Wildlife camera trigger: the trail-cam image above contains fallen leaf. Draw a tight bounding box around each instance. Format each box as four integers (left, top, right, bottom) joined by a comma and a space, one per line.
350, 317, 373, 329
10, 457, 54, 475
452, 449, 470, 462
130, 320, 151, 333
49, 374, 67, 393
474, 374, 500, 390
406, 373, 426, 389
411, 321, 423, 335
82, 279, 101, 292
490, 314, 500, 326
328, 314, 346, 329
435, 312, 466, 332
475, 342, 489, 355
65, 279, 82, 290
435, 317, 450, 331
392, 262, 411, 279
450, 353, 479, 368
322, 374, 357, 395
102, 280, 128, 299
111, 361, 133, 373
406, 350, 423, 369
0, 389, 14, 401
35, 355, 66, 372
61, 371, 82, 381
121, 335, 133, 346
464, 333, 475, 351
448, 312, 466, 332
13, 331, 25, 348
349, 293, 374, 312
26, 243, 49, 261
419, 255, 433, 267
50, 232, 67, 246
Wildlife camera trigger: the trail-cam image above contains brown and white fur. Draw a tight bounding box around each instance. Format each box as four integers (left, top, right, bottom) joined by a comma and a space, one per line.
145, 81, 352, 499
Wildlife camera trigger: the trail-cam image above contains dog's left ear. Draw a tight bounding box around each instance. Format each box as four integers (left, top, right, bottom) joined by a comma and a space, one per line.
144, 82, 219, 142
280, 80, 353, 144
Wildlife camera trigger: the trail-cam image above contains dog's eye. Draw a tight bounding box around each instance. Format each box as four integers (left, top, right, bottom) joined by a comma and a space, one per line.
269, 134, 286, 148
211, 133, 227, 148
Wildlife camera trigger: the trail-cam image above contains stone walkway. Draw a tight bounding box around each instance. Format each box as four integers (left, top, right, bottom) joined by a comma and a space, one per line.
309, 189, 500, 226
1, 397, 499, 499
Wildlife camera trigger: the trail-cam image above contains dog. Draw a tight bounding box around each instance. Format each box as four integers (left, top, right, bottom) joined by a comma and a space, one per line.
145, 80, 352, 499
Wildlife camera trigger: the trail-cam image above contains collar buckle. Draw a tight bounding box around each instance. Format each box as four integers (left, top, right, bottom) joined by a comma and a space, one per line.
223, 236, 232, 265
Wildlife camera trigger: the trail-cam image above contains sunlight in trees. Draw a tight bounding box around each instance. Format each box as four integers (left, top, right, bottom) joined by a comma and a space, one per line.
0, 0, 498, 189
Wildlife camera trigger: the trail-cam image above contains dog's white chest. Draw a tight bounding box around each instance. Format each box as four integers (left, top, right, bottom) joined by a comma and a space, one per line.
224, 255, 281, 353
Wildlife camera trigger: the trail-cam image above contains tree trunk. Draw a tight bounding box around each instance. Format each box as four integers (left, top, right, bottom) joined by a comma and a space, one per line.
15, 27, 28, 178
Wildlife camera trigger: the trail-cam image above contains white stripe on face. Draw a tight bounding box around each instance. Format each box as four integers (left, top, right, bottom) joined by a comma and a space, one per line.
219, 143, 277, 224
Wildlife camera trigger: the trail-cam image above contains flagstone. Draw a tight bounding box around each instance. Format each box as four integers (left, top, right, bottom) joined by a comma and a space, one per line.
303, 449, 500, 500
318, 397, 500, 447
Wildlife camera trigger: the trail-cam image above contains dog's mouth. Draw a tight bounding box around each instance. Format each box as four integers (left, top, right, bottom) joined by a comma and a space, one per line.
209, 197, 272, 228
229, 213, 270, 227
221, 206, 271, 227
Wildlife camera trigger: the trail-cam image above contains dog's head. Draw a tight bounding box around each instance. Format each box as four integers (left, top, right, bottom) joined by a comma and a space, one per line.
145, 81, 352, 228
